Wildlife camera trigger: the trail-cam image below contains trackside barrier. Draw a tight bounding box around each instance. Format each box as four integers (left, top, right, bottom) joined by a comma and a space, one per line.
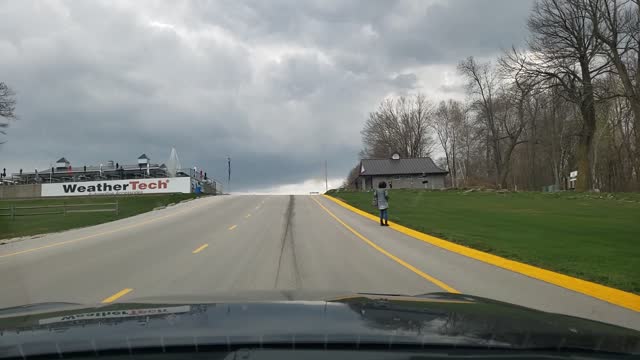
0, 201, 119, 220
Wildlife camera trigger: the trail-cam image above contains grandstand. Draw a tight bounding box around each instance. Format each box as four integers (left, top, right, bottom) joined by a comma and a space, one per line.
1, 150, 222, 195
7, 154, 184, 184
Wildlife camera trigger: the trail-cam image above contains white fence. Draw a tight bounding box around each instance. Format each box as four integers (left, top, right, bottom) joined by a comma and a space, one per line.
0, 202, 119, 220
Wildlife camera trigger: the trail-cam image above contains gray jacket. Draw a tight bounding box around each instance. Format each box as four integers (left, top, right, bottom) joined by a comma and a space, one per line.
374, 188, 389, 210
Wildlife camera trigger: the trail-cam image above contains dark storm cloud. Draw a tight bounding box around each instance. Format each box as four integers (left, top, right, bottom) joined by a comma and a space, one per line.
0, 0, 534, 191
381, 0, 534, 65
189, 0, 533, 66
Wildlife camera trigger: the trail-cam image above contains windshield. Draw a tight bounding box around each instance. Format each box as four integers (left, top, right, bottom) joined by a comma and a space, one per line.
1, 0, 639, 357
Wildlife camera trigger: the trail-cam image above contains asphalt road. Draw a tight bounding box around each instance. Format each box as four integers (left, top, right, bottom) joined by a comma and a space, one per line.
0, 195, 638, 330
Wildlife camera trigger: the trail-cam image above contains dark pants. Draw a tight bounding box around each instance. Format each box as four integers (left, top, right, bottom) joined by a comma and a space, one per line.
379, 208, 388, 222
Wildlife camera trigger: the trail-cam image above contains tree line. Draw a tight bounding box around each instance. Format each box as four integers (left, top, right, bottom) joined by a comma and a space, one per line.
347, 0, 639, 192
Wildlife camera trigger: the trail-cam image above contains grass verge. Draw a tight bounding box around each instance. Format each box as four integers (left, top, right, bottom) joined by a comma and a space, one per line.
0, 193, 197, 240
326, 189, 640, 294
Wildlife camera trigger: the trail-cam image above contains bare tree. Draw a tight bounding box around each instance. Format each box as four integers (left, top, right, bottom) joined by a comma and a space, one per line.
544, 88, 580, 188
433, 100, 466, 187
458, 57, 504, 186
459, 57, 531, 188
509, 0, 611, 191
588, 0, 640, 187
361, 94, 436, 159
496, 65, 536, 188
456, 109, 480, 187
592, 77, 639, 190
343, 164, 362, 189
0, 82, 16, 144
588, 0, 640, 122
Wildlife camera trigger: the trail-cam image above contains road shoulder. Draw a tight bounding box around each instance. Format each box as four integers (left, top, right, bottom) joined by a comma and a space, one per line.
324, 194, 640, 313
0, 196, 220, 258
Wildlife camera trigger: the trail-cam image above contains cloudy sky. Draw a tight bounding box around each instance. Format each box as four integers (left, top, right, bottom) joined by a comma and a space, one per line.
0, 0, 534, 193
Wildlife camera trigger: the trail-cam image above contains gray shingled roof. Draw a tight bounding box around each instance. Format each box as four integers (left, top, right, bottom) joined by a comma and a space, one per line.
360, 157, 447, 176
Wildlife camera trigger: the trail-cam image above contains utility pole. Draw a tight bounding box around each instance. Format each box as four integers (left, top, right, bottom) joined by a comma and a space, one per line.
227, 156, 231, 194
324, 160, 328, 192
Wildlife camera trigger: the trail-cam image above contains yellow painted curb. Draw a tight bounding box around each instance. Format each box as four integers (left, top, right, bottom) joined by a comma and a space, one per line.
323, 194, 640, 312
311, 197, 459, 293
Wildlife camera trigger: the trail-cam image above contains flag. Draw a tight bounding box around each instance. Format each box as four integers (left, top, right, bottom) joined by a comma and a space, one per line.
227, 157, 231, 184
67, 165, 72, 175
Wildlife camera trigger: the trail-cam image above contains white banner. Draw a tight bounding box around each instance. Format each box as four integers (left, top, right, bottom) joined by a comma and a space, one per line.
38, 305, 191, 325
41, 177, 191, 197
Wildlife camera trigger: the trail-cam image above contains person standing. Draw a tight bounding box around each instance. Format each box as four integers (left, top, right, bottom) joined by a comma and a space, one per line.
374, 181, 389, 226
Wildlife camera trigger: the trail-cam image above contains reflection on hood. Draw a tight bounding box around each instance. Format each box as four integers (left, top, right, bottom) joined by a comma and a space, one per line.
0, 293, 638, 357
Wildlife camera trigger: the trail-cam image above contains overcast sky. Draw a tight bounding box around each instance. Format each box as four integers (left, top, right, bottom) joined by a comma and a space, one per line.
0, 0, 534, 193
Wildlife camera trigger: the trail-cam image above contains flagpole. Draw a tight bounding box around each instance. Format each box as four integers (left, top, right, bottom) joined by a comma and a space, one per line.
227, 156, 231, 194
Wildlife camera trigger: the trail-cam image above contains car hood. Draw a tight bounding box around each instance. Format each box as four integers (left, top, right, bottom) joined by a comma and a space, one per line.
0, 291, 638, 357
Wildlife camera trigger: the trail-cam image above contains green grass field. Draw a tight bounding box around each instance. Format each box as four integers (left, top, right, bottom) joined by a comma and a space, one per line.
0, 194, 197, 240
326, 189, 640, 294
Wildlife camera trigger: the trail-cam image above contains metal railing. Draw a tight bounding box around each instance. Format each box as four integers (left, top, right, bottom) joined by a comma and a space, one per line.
0, 201, 119, 220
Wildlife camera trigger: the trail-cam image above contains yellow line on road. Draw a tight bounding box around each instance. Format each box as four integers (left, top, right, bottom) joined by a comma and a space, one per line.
229, 225, 237, 230
0, 199, 211, 259
101, 288, 133, 303
192, 244, 209, 254
310, 197, 459, 293
323, 195, 640, 312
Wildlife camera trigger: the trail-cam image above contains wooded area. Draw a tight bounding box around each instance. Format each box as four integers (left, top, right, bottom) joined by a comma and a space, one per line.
348, 0, 639, 192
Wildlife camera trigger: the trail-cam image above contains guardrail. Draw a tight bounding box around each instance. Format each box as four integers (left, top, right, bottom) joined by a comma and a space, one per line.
0, 201, 119, 220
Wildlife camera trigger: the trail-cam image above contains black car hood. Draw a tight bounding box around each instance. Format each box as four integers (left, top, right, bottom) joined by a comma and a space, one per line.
0, 292, 638, 357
